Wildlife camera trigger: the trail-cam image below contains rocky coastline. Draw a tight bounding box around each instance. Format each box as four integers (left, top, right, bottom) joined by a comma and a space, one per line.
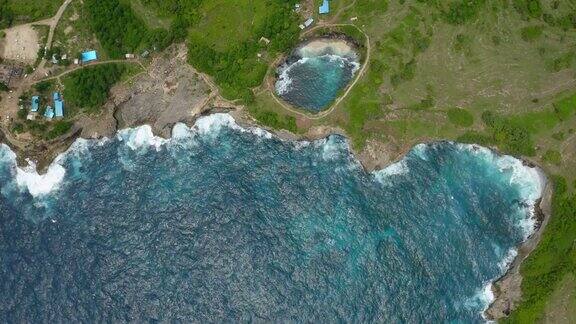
0, 45, 553, 322
484, 172, 552, 320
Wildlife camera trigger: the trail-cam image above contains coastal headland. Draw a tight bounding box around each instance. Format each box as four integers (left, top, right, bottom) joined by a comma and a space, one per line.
1, 0, 575, 321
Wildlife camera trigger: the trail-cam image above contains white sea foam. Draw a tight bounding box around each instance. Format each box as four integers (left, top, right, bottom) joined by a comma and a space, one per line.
0, 144, 70, 198
117, 125, 167, 151
374, 160, 409, 184
316, 137, 345, 161
457, 143, 545, 239
275, 52, 360, 96
497, 248, 518, 273
412, 143, 429, 161
15, 159, 66, 198
171, 122, 194, 140
194, 113, 239, 135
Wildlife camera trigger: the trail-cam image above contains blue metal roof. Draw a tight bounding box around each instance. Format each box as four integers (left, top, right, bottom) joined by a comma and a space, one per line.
31, 96, 40, 112
319, 0, 330, 14
44, 106, 54, 119
53, 92, 64, 117
54, 101, 64, 117
81, 50, 98, 63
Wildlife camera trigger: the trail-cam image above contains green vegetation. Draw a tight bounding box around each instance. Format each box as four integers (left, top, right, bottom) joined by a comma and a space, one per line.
0, 81, 8, 92
2, 0, 61, 26
84, 0, 175, 58
481, 110, 536, 156
542, 149, 562, 166
0, 0, 14, 29
505, 176, 576, 323
442, 0, 486, 25
62, 63, 136, 113
447, 108, 474, 127
186, 0, 299, 99
47, 120, 73, 139
520, 25, 544, 41
251, 110, 297, 133
513, 0, 543, 20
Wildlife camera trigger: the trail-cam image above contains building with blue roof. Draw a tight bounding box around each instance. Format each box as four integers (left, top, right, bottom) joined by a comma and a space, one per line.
31, 96, 40, 112
81, 50, 98, 63
44, 106, 55, 119
319, 0, 330, 14
53, 92, 64, 117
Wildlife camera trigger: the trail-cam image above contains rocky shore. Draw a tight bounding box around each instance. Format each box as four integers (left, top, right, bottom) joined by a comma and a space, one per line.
485, 171, 552, 320
0, 44, 553, 322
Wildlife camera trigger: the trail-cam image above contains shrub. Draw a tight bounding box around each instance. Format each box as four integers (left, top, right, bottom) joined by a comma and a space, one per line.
447, 108, 474, 127
521, 25, 544, 41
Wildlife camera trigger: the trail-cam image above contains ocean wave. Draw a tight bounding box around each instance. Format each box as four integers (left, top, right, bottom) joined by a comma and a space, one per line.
118, 125, 167, 152
0, 144, 73, 198
456, 143, 545, 239
275, 54, 359, 97
373, 160, 409, 183
464, 282, 495, 321
497, 248, 518, 273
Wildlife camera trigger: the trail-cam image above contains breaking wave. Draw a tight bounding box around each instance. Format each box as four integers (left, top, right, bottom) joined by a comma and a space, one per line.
275, 40, 361, 112
0, 114, 544, 322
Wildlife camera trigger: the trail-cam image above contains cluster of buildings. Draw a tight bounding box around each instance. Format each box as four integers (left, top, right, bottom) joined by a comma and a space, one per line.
30, 92, 64, 120
297, 0, 332, 30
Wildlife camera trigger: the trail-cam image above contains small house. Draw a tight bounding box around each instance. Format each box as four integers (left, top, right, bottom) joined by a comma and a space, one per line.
125, 53, 135, 59
53, 92, 64, 118
81, 50, 98, 63
44, 106, 55, 119
319, 0, 330, 14
300, 18, 314, 30
31, 96, 40, 112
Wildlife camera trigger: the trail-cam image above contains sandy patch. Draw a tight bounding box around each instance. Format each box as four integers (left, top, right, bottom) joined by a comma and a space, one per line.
1, 24, 41, 64
298, 39, 356, 58
64, 26, 73, 35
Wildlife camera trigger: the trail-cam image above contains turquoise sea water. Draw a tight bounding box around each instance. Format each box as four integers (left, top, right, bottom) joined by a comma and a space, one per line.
0, 114, 543, 322
275, 45, 359, 112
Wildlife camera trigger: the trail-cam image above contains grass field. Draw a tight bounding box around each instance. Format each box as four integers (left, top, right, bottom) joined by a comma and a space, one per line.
125, 0, 171, 30
52, 0, 107, 60
188, 0, 269, 52
245, 1, 576, 320
7, 0, 62, 24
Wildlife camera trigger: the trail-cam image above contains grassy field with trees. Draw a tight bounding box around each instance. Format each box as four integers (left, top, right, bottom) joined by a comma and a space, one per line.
1, 0, 62, 26
62, 63, 141, 114
16, 0, 574, 320
504, 176, 576, 323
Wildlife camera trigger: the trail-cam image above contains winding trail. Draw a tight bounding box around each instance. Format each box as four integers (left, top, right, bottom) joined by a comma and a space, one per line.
35, 59, 145, 84
38, 0, 73, 70
269, 23, 371, 120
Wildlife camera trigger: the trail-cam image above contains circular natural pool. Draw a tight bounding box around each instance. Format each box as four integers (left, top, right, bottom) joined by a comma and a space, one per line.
275, 38, 360, 113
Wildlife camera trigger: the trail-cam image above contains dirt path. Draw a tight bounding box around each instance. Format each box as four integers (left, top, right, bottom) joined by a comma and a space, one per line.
38, 0, 73, 70
36, 59, 145, 84
269, 23, 371, 120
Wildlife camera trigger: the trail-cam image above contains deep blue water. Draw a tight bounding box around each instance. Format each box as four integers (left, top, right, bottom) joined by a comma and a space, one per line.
0, 114, 543, 322
275, 51, 359, 112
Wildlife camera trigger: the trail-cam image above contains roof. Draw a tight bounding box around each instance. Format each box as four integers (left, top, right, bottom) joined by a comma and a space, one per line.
31, 96, 40, 112
319, 0, 330, 14
81, 50, 98, 63
53, 92, 64, 117
44, 106, 54, 119
304, 18, 314, 27
54, 100, 64, 117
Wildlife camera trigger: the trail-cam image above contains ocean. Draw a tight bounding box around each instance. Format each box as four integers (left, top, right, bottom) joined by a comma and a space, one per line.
0, 114, 544, 322
275, 39, 360, 112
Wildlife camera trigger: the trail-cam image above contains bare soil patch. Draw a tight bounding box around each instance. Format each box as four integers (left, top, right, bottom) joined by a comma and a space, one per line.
1, 24, 41, 64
